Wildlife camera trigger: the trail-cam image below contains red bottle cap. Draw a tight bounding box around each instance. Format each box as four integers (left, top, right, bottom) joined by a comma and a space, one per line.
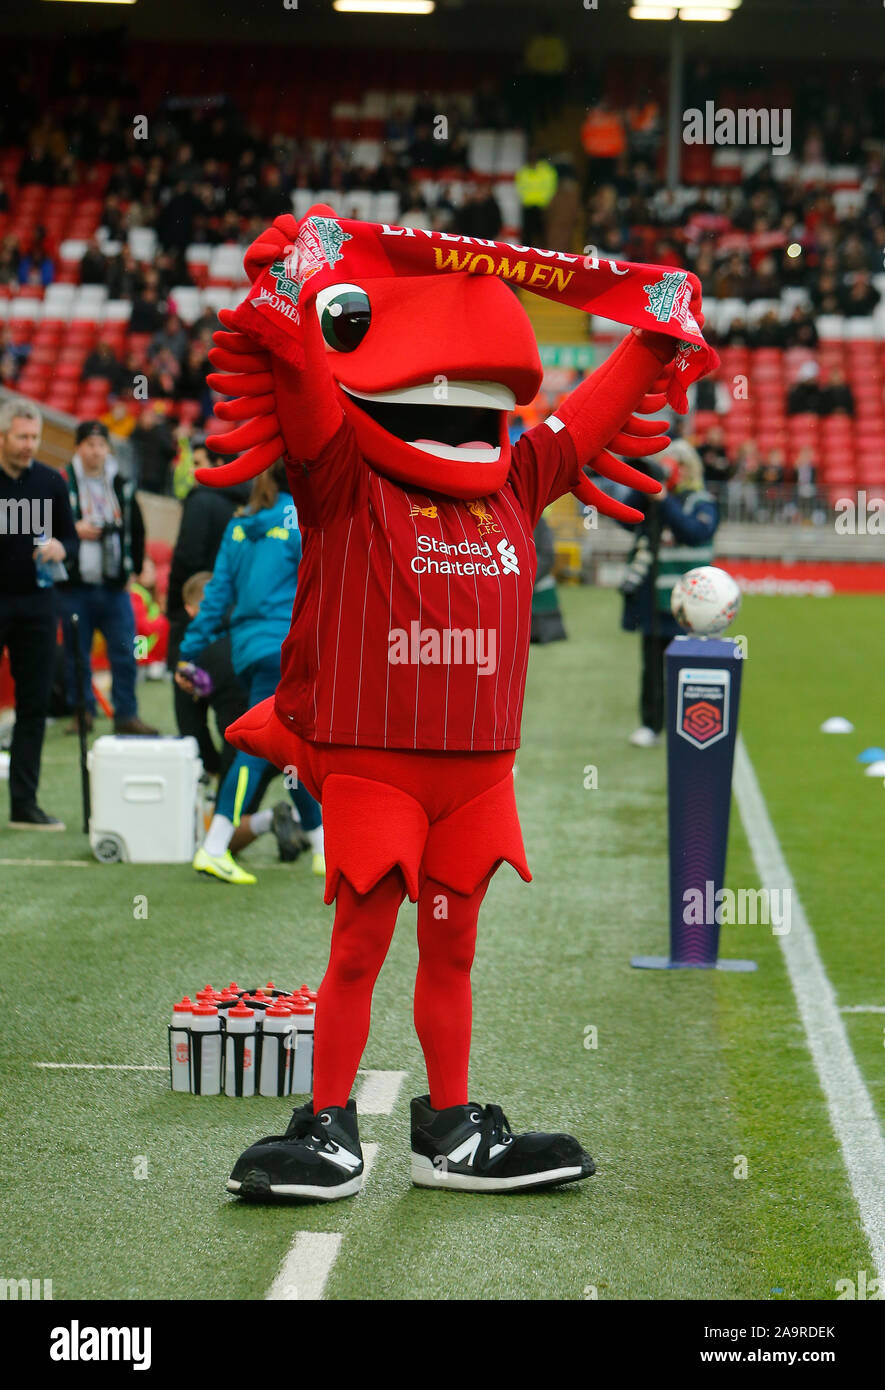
173, 1001, 192, 1013
289, 1003, 313, 1015
228, 1002, 255, 1018
191, 1003, 218, 1016
228, 982, 240, 992
196, 986, 215, 999
265, 1004, 291, 1017
266, 981, 275, 989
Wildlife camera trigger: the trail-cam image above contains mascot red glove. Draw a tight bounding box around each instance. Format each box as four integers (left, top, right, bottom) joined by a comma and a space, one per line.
206, 209, 717, 1203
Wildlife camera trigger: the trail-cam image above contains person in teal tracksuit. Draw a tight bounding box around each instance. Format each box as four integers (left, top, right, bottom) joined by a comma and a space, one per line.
177, 459, 324, 884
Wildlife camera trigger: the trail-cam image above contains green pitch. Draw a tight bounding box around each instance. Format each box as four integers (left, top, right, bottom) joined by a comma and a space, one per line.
1, 589, 881, 1300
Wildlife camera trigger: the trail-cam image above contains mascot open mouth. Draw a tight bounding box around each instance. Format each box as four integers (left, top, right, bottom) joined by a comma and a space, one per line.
339, 380, 513, 465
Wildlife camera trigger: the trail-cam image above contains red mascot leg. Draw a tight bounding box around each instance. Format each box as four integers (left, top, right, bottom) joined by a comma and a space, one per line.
414, 872, 494, 1111
312, 870, 406, 1111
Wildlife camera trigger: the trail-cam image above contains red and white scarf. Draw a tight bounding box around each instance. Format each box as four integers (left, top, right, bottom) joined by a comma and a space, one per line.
234, 215, 718, 412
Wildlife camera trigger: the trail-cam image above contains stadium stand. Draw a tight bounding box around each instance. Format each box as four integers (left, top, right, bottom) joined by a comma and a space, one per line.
1, 46, 884, 515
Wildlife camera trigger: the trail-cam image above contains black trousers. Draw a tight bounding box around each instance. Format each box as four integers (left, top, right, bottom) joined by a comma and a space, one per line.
172, 633, 248, 782
640, 632, 670, 735
0, 589, 57, 811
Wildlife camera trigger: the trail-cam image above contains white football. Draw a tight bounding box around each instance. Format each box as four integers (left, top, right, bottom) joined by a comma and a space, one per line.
670, 566, 741, 635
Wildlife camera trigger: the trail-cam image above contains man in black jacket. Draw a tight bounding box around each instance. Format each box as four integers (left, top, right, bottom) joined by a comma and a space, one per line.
57, 421, 157, 736
0, 399, 78, 828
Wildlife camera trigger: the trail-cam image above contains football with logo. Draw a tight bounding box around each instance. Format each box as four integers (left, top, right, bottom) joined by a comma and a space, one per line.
670, 566, 741, 636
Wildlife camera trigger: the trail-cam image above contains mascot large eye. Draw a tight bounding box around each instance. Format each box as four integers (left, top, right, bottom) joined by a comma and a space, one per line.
316, 283, 371, 352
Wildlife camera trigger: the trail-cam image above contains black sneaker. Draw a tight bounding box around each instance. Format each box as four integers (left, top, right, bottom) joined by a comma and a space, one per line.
9, 804, 65, 831
410, 1095, 595, 1193
227, 1099, 363, 1203
272, 801, 310, 862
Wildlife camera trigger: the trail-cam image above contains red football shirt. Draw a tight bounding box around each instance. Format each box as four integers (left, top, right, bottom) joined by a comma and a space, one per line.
277, 416, 579, 751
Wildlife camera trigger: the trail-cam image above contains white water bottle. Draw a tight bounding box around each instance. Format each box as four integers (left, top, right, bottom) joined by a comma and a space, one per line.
170, 998, 193, 1092
225, 1002, 257, 1097
260, 1005, 295, 1097
288, 1001, 315, 1095
189, 1004, 222, 1095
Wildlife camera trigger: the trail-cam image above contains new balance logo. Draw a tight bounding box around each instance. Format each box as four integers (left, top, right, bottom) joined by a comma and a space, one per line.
317, 1143, 362, 1173
447, 1133, 482, 1166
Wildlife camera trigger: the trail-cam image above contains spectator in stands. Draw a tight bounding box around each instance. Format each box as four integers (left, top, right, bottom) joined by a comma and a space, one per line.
545, 172, 581, 254
82, 341, 124, 393
146, 348, 182, 401
719, 315, 748, 348
784, 306, 819, 348
795, 447, 821, 517
17, 138, 55, 185
580, 99, 627, 188
258, 166, 292, 220
79, 238, 109, 287
457, 181, 502, 242
697, 426, 733, 486
0, 349, 19, 387
150, 313, 189, 365
820, 367, 855, 416
745, 253, 781, 302
156, 180, 205, 252
105, 245, 141, 301
0, 235, 19, 287
522, 23, 569, 129
788, 360, 824, 415
131, 404, 177, 495
812, 273, 842, 315
713, 252, 751, 300
58, 421, 157, 737
840, 269, 881, 316
758, 448, 787, 517
398, 193, 433, 231
177, 341, 213, 417
691, 370, 730, 415
626, 100, 661, 160
0, 399, 78, 830
130, 285, 165, 334
750, 309, 786, 348
515, 150, 558, 246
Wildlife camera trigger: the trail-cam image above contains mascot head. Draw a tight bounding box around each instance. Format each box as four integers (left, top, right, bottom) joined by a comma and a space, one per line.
300, 205, 543, 499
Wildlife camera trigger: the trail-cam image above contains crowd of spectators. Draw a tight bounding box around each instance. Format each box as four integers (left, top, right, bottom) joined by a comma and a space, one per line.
1, 52, 884, 508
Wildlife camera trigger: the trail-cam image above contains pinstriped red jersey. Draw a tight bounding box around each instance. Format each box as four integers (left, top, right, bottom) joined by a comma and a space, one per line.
277, 416, 579, 751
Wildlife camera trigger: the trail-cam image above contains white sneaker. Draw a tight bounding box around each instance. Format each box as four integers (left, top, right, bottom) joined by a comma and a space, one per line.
629, 727, 660, 748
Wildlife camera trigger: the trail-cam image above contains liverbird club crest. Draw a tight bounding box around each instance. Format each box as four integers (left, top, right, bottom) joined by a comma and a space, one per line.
270, 216, 351, 307
643, 270, 700, 338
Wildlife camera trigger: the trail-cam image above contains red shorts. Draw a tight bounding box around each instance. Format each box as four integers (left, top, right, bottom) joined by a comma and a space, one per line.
226, 698, 531, 902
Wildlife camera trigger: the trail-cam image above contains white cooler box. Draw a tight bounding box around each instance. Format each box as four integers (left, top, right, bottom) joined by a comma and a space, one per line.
87, 735, 204, 863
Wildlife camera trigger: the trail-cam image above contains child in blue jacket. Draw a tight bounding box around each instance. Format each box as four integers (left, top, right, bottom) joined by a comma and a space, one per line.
178, 459, 323, 884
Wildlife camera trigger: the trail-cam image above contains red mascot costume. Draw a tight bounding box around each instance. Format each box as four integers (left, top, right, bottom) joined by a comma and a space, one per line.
200, 208, 716, 1201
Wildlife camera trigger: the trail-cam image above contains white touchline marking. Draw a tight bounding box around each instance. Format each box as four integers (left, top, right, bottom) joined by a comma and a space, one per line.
840, 1006, 885, 1014
34, 1063, 166, 1071
265, 1143, 379, 1302
355, 1069, 407, 1115
0, 858, 91, 868
734, 737, 885, 1280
